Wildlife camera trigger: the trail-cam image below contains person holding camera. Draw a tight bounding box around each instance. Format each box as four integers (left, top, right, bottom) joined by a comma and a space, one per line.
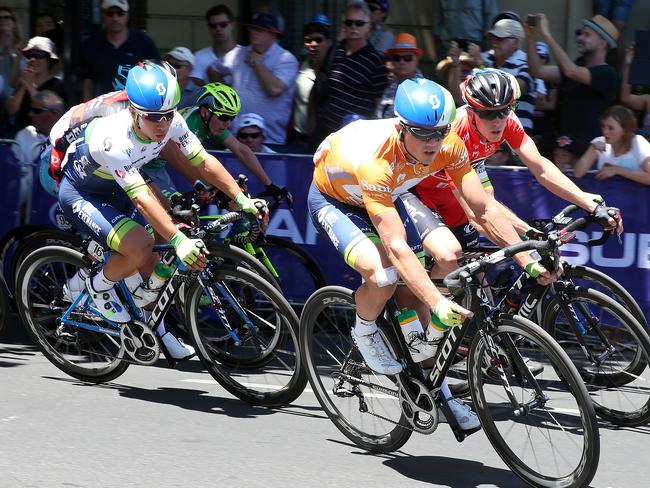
525, 13, 619, 169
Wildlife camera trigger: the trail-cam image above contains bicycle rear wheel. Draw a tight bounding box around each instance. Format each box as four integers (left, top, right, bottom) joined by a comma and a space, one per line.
15, 246, 129, 383
543, 286, 650, 426
469, 315, 600, 488
299, 286, 412, 453
185, 264, 306, 407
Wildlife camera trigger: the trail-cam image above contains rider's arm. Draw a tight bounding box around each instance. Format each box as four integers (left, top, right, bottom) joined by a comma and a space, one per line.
516, 136, 598, 212
131, 187, 180, 241
223, 134, 273, 186
573, 145, 599, 178
193, 152, 246, 199
160, 142, 203, 185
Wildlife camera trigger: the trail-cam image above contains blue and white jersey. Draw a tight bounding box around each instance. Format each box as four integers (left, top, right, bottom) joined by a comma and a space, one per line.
62, 109, 206, 197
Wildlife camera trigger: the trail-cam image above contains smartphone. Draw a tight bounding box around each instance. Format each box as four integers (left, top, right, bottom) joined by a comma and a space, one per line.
527, 14, 538, 27
454, 39, 469, 51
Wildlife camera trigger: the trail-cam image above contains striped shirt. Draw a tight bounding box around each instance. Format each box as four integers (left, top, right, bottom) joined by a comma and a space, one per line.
482, 49, 536, 132
320, 43, 388, 134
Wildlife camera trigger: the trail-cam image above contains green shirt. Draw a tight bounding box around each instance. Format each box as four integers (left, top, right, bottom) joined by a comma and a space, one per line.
143, 106, 230, 169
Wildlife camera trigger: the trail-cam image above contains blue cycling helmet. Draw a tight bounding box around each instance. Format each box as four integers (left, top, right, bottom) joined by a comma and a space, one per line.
341, 113, 367, 127
394, 78, 455, 128
126, 60, 180, 112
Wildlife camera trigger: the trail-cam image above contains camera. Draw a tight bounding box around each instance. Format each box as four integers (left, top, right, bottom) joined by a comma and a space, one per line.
526, 14, 538, 27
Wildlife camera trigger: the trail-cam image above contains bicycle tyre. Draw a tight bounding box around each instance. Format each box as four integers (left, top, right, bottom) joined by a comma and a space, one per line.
15, 245, 129, 383
0, 224, 49, 301
469, 315, 600, 488
562, 264, 647, 329
299, 286, 412, 453
185, 264, 307, 407
0, 279, 7, 336
542, 286, 650, 426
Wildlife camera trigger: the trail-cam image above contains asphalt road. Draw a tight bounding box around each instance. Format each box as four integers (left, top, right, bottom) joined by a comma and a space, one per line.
1, 315, 648, 488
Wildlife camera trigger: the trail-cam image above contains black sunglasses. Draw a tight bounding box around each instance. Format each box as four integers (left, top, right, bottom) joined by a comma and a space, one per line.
238, 131, 262, 140
215, 113, 234, 122
391, 54, 414, 62
209, 21, 231, 29
343, 19, 368, 27
472, 106, 512, 120
137, 108, 176, 123
104, 10, 126, 17
24, 50, 49, 60
401, 122, 450, 141
304, 36, 325, 44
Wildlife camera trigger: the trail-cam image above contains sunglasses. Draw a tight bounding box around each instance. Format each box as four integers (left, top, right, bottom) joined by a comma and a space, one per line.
136, 108, 176, 123
104, 10, 126, 17
24, 50, 49, 60
304, 35, 325, 44
210, 112, 234, 122
472, 106, 512, 120
391, 54, 414, 62
343, 19, 368, 27
0, 15, 13, 20
401, 122, 450, 141
238, 131, 262, 140
209, 21, 231, 29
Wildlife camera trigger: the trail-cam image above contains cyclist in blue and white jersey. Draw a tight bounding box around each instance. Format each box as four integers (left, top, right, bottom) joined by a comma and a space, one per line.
56, 60, 267, 358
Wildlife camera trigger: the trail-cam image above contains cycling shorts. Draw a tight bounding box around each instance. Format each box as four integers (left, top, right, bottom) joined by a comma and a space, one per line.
307, 182, 429, 267
450, 222, 480, 249
58, 177, 146, 252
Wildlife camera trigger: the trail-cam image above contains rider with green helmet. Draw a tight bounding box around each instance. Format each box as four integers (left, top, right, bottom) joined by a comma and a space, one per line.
146, 82, 291, 205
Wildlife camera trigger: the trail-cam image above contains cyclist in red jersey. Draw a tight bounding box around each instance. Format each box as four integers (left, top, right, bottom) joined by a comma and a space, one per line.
414, 69, 622, 282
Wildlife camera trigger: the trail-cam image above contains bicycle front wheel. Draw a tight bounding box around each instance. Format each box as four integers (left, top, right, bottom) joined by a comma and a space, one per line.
185, 264, 306, 407
469, 315, 600, 488
543, 286, 650, 426
15, 246, 129, 383
299, 286, 412, 453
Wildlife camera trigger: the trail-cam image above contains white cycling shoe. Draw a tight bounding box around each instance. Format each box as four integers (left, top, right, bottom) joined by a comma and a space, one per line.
155, 323, 195, 360
85, 277, 131, 323
446, 397, 481, 430
351, 328, 403, 375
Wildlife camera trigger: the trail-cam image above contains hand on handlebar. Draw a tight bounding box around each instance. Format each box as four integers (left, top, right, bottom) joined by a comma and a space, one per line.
432, 298, 473, 327
525, 260, 563, 286
258, 183, 293, 209
592, 203, 624, 239
235, 191, 268, 218
170, 231, 208, 271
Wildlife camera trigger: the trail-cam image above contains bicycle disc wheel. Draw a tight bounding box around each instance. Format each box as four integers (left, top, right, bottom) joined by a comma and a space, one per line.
185, 264, 306, 407
543, 286, 650, 426
15, 245, 129, 383
468, 315, 600, 488
262, 235, 326, 312
299, 286, 412, 453
562, 264, 647, 329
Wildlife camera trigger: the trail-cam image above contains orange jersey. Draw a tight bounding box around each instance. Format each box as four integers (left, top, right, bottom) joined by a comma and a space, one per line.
312, 118, 473, 217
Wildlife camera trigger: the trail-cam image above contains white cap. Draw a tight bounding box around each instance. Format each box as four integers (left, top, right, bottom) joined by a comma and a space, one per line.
22, 36, 58, 60
166, 47, 195, 66
488, 19, 524, 39
102, 0, 129, 12
238, 113, 266, 132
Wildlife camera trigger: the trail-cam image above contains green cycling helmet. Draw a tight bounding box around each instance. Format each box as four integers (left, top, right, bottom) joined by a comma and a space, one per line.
196, 82, 241, 116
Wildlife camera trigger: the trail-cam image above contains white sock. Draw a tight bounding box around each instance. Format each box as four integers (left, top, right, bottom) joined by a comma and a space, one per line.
124, 272, 144, 293
68, 268, 89, 291
91, 269, 118, 292
354, 314, 378, 336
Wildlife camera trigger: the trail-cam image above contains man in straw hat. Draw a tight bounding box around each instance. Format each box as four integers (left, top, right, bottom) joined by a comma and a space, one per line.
525, 13, 619, 167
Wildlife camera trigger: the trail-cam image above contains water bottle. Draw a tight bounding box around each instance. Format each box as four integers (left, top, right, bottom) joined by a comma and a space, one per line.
398, 308, 436, 362
504, 288, 522, 314
147, 262, 174, 292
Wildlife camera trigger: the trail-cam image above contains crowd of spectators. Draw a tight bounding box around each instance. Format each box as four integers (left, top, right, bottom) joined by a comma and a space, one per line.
2, 0, 650, 189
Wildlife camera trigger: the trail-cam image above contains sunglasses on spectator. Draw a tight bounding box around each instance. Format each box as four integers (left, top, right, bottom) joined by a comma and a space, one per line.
343, 19, 368, 27
304, 35, 325, 44
238, 131, 262, 140
471, 106, 513, 120
209, 21, 231, 29
0, 15, 13, 20
391, 54, 414, 62
401, 122, 450, 141
24, 50, 49, 60
136, 108, 176, 123
104, 9, 126, 17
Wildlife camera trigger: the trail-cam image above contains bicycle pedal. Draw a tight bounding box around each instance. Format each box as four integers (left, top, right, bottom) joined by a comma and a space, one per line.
120, 320, 160, 365
55, 324, 77, 344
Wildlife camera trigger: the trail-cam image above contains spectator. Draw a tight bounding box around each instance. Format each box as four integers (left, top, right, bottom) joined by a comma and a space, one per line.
190, 4, 241, 86
620, 43, 650, 137
7, 37, 65, 131
376, 33, 422, 119
34, 12, 62, 54
531, 41, 558, 158
574, 105, 650, 184
0, 7, 23, 107
526, 14, 619, 168
164, 47, 200, 109
80, 0, 159, 100
291, 13, 332, 148
12, 90, 64, 224
211, 12, 298, 146
482, 18, 536, 134
311, 1, 388, 149
236, 113, 276, 154
436, 42, 475, 106
432, 0, 498, 58
366, 1, 394, 55
594, 0, 635, 37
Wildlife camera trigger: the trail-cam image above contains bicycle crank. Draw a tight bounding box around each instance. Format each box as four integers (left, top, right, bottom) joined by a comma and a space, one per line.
120, 320, 160, 365
397, 375, 439, 434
